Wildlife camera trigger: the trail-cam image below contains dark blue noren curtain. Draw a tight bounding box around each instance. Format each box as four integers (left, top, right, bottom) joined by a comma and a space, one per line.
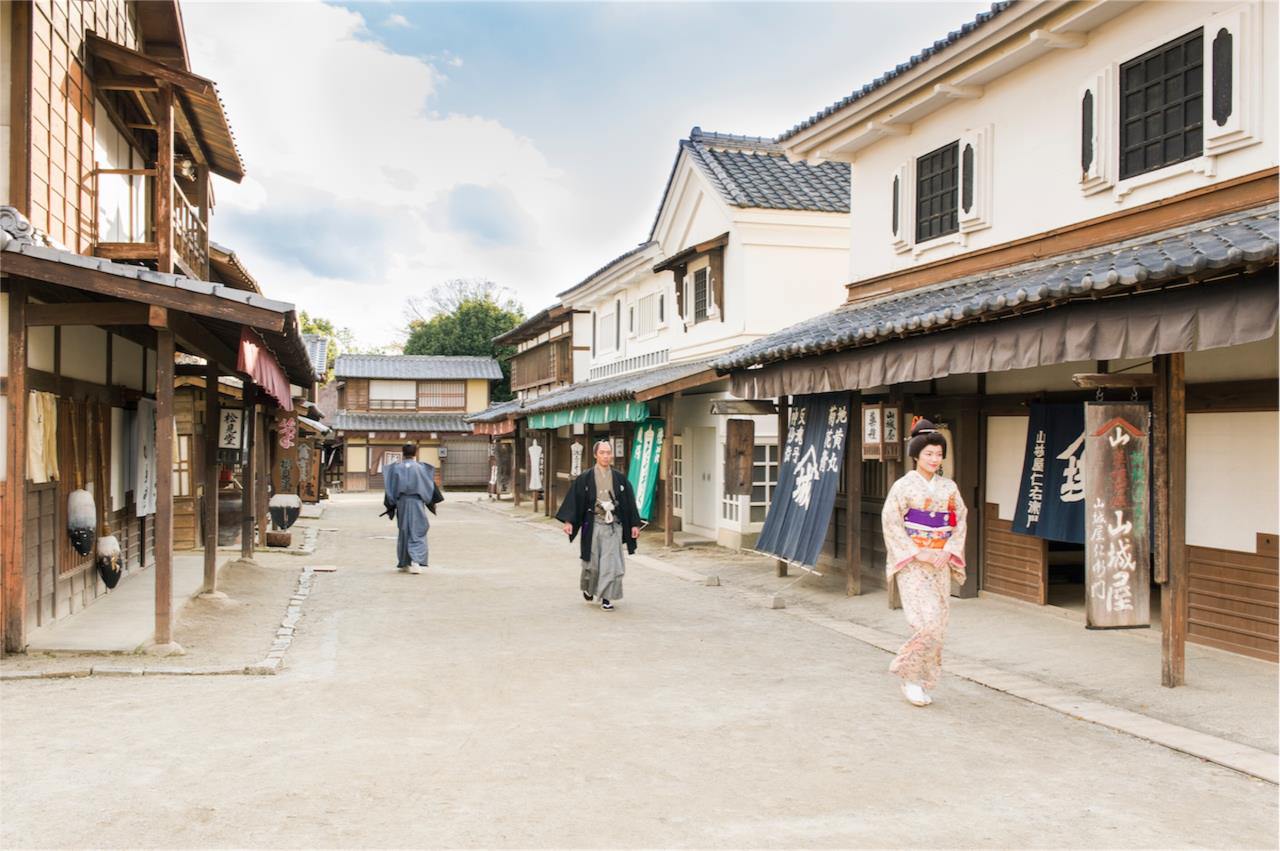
1013, 403, 1086, 544
756, 393, 852, 566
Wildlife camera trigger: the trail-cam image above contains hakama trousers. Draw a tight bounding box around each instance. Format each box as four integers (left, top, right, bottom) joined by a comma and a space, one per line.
581, 520, 625, 600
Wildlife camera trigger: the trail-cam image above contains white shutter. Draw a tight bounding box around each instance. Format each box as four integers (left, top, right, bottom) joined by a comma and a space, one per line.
957, 124, 993, 233
890, 162, 913, 255
1079, 66, 1116, 196
1203, 3, 1262, 157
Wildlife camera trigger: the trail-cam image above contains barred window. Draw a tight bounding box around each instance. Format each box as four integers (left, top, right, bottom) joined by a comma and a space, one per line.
915, 141, 959, 243
417, 380, 466, 410
749, 443, 780, 523
1120, 28, 1203, 179
693, 268, 710, 323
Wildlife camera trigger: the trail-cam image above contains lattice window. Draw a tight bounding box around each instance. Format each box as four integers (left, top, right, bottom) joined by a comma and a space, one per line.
915, 141, 959, 243
672, 440, 684, 513
417, 380, 466, 410
637, 292, 661, 336
749, 443, 780, 523
173, 434, 192, 497
1120, 28, 1204, 179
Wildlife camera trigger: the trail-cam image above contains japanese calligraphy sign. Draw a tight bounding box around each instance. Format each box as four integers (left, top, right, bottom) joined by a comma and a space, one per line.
755, 393, 851, 567
217, 407, 246, 465
1084, 402, 1151, 629
1014, 404, 1087, 543
627, 418, 665, 521
861, 402, 902, 461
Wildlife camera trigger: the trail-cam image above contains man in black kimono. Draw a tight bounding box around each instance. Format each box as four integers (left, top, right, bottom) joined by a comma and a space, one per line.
556, 439, 640, 610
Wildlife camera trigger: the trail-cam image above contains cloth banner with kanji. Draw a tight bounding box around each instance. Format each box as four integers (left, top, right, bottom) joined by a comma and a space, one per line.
754, 393, 851, 567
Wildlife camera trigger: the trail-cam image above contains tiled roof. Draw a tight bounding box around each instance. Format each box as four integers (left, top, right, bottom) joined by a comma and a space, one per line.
335, 354, 502, 380
331, 412, 472, 433
556, 242, 658, 299
303, 335, 329, 377
778, 2, 1014, 142
520, 360, 714, 415
681, 128, 850, 212
464, 399, 521, 423
716, 205, 1280, 370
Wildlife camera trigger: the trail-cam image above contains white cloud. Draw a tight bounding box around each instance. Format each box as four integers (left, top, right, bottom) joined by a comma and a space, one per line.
183, 1, 579, 347
382, 13, 412, 29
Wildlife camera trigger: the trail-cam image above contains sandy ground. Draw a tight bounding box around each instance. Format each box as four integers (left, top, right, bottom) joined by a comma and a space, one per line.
1, 492, 1275, 849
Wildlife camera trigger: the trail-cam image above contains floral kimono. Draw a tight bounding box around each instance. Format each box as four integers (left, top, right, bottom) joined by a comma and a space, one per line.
880, 470, 968, 690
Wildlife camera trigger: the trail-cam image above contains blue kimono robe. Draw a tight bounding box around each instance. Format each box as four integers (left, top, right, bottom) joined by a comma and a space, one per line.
383, 459, 444, 567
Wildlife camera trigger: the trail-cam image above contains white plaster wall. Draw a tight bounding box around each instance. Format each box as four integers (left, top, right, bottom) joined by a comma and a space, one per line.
112, 336, 144, 390
0, 291, 8, 377
986, 415, 1030, 521
570, 311, 593, 383
60, 326, 108, 385
1186, 334, 1278, 382
845, 1, 1279, 282
986, 360, 1100, 395
347, 444, 368, 473
0, 1, 11, 206
28, 326, 54, 372
146, 348, 156, 394
1187, 410, 1279, 551
94, 100, 147, 242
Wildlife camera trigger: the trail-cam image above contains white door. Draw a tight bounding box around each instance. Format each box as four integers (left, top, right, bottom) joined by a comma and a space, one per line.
691, 427, 717, 531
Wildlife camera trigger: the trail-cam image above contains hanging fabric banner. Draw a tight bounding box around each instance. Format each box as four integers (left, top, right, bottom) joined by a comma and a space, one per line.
134, 398, 157, 517
1084, 402, 1151, 629
627, 418, 665, 521
754, 393, 851, 567
1013, 403, 1086, 543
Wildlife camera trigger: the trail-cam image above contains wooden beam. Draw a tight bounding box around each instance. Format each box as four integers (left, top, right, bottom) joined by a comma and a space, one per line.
256, 410, 269, 544
156, 83, 174, 275
776, 395, 789, 578
0, 252, 287, 331
664, 395, 677, 548
513, 419, 522, 507
94, 74, 160, 92
635, 368, 719, 402
845, 390, 863, 596
86, 34, 213, 96
1162, 353, 1189, 687
886, 388, 905, 610
1153, 357, 1170, 586
25, 302, 150, 326
154, 328, 176, 646
93, 242, 160, 261
148, 305, 168, 328
241, 385, 257, 560
203, 363, 220, 593
173, 96, 210, 167
7, 0, 31, 219
3, 282, 29, 653
1072, 373, 1157, 389
168, 310, 238, 375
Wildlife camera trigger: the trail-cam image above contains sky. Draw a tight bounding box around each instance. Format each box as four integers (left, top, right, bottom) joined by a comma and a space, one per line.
182, 0, 992, 348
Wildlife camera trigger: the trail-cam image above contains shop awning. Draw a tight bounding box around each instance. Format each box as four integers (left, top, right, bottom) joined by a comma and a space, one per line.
731, 273, 1277, 399
239, 328, 292, 408
527, 401, 650, 430
473, 419, 516, 436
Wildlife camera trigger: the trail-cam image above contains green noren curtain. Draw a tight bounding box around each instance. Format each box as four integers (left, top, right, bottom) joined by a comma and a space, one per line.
526, 401, 649, 430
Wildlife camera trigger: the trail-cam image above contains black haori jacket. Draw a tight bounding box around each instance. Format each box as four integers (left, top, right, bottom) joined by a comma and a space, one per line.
555, 467, 640, 561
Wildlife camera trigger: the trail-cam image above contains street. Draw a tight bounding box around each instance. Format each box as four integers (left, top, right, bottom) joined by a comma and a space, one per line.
2, 493, 1275, 849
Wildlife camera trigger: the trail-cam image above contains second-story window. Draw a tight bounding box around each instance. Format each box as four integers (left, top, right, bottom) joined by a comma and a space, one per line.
693, 267, 711, 323
915, 141, 959, 243
417, 380, 466, 410
637, 292, 660, 336
369, 379, 416, 410
1120, 28, 1203, 180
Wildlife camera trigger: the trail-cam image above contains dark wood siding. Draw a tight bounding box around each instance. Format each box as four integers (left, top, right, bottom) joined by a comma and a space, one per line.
1187, 538, 1278, 661
982, 502, 1048, 604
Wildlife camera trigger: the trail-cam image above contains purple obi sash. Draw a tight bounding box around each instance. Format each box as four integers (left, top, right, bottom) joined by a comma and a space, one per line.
904, 508, 951, 528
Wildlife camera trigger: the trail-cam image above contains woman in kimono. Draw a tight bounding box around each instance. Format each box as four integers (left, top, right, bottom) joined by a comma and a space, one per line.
881, 419, 968, 706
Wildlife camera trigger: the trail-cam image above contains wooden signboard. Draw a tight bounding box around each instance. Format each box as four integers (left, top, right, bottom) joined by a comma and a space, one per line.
272, 413, 301, 496
724, 418, 755, 496
1084, 402, 1151, 629
862, 402, 903, 461
297, 439, 321, 503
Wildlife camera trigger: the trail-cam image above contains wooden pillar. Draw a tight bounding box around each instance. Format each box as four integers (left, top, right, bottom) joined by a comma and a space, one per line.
512, 421, 522, 507
844, 390, 862, 596
155, 83, 174, 275
241, 385, 257, 559
3, 281, 29, 653
544, 430, 555, 517
256, 409, 269, 536
153, 326, 175, 645
1158, 353, 1189, 687
196, 164, 210, 280
776, 395, 789, 577
202, 363, 219, 592
663, 396, 676, 548
886, 388, 905, 610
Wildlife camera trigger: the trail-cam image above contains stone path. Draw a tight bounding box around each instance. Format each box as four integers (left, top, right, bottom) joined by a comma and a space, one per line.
1, 493, 1275, 849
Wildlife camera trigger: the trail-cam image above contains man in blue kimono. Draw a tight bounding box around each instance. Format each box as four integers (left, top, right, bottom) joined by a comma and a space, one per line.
383, 443, 444, 573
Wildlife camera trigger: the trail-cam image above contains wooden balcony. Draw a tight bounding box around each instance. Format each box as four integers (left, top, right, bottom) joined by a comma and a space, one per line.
92, 167, 209, 281
511, 338, 572, 392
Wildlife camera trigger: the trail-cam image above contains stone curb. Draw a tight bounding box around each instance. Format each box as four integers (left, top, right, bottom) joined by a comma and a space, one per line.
0, 566, 320, 682
626, 551, 1280, 786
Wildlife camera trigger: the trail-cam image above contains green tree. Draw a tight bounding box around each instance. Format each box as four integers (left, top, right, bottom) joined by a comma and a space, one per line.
403, 296, 524, 401
299, 311, 356, 380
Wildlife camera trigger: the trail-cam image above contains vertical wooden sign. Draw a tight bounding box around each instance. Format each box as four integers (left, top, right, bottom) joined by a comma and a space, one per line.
1084, 402, 1151, 629
724, 418, 754, 496
861, 402, 883, 460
